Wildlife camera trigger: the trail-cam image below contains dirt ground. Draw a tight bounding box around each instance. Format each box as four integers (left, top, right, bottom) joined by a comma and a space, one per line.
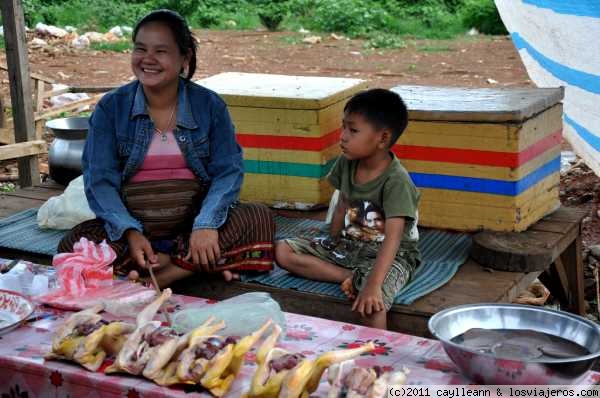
2, 30, 533, 90
2, 29, 600, 315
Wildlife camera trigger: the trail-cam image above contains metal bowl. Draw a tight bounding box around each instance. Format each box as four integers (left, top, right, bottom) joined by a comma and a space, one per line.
45, 116, 89, 140
428, 303, 600, 384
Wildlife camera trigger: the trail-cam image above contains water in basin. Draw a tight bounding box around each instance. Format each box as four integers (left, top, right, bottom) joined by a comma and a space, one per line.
451, 328, 590, 360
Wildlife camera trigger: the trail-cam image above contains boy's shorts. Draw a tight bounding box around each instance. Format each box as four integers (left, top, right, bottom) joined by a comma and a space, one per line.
284, 235, 420, 310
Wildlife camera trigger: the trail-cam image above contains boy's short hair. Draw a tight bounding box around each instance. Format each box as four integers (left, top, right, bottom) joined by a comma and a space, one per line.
344, 88, 409, 146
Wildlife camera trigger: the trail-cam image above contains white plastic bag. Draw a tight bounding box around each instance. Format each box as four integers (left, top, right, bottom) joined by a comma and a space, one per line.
37, 175, 96, 230
0, 262, 33, 295
50, 92, 90, 107
173, 292, 286, 337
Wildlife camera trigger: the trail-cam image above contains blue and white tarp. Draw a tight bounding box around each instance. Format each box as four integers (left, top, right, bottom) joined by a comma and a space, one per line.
495, 0, 600, 175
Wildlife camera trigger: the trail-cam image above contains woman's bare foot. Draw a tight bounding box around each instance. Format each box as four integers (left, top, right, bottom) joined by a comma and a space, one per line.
152, 264, 194, 288
341, 277, 356, 299
128, 270, 140, 281
222, 270, 240, 282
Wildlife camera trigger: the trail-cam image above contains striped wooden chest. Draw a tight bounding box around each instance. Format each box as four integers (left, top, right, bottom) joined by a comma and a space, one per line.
198, 72, 367, 208
392, 85, 564, 232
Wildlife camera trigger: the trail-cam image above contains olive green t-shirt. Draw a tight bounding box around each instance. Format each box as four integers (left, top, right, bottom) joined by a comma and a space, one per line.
327, 153, 420, 251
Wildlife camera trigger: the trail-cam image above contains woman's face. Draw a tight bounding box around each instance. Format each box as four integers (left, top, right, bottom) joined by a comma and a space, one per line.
131, 21, 189, 91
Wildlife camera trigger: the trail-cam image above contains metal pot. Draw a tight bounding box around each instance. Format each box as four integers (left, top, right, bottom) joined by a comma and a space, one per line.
46, 116, 89, 186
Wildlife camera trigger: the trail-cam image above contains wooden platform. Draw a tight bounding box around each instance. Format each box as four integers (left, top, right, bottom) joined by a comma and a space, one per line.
0, 181, 587, 337
174, 205, 585, 337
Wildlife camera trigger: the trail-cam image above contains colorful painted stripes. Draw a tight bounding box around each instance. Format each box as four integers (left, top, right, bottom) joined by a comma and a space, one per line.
238, 126, 561, 197
242, 156, 560, 196
244, 158, 336, 179
237, 129, 340, 151
393, 130, 561, 168
410, 157, 559, 196
239, 128, 562, 168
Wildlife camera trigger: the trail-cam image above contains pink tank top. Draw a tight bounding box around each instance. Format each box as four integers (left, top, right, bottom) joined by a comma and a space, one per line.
130, 130, 196, 182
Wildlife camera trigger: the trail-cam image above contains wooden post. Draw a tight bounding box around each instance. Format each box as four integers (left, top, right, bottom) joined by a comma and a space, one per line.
35, 79, 45, 138
562, 235, 586, 315
0, 0, 40, 187
0, 97, 4, 128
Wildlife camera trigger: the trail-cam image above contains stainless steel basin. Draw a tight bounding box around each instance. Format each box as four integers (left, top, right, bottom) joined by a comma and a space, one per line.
428, 303, 600, 384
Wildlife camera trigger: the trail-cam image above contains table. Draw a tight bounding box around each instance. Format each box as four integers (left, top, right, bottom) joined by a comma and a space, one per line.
1, 295, 599, 397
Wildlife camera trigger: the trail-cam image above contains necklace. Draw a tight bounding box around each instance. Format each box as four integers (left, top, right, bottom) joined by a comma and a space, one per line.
149, 103, 176, 142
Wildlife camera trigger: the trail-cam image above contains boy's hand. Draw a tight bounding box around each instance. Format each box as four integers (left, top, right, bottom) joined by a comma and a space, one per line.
352, 282, 385, 317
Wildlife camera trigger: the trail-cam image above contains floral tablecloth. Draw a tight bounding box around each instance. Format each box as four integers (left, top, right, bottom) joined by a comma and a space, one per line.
1, 294, 599, 398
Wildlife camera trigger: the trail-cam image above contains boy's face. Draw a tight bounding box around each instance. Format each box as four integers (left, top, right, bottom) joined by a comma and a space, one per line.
340, 112, 388, 160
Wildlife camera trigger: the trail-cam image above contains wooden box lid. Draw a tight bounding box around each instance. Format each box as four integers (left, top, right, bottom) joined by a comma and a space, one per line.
392, 85, 564, 123
196, 72, 367, 110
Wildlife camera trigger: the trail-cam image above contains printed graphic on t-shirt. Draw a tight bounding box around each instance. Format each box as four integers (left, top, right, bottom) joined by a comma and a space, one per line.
342, 200, 386, 242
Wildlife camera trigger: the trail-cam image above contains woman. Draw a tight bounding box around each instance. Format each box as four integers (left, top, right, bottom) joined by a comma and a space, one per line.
58, 9, 275, 286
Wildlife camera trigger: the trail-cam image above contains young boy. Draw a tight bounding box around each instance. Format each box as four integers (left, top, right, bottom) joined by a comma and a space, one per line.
275, 88, 420, 329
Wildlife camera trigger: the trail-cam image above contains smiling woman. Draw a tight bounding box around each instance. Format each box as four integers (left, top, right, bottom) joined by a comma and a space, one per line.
56, 9, 276, 288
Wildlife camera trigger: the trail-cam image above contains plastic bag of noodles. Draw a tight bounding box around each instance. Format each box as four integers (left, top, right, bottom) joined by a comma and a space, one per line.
172, 292, 286, 337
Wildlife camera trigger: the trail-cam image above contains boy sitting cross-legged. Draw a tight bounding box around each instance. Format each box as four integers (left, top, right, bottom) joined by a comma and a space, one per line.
275, 88, 421, 330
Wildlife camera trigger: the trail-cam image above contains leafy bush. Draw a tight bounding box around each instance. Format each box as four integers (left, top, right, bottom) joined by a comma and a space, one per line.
286, 0, 465, 39
193, 5, 223, 27
461, 0, 507, 34
14, 0, 508, 40
191, 0, 255, 28
309, 0, 394, 36
286, 0, 316, 17
364, 33, 406, 49
258, 2, 288, 31
147, 0, 200, 19
23, 0, 150, 31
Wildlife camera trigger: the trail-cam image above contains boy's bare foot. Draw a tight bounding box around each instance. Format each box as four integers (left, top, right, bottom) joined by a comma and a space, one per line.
341, 277, 356, 299
222, 270, 240, 282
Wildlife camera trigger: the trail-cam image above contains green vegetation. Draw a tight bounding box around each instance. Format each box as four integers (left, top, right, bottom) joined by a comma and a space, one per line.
22, 0, 149, 32
364, 33, 407, 50
15, 0, 507, 50
0, 183, 16, 193
257, 1, 289, 31
90, 40, 132, 52
279, 34, 303, 45
461, 0, 507, 34
418, 45, 454, 52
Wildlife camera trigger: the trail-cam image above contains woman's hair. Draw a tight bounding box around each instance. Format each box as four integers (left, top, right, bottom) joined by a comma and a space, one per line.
132, 9, 198, 81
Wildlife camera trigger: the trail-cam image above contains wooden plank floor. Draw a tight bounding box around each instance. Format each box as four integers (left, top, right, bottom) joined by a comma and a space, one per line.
174, 256, 541, 337
0, 180, 63, 218
0, 182, 583, 336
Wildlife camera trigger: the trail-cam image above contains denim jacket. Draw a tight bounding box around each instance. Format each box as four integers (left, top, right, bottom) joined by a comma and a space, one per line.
83, 78, 244, 241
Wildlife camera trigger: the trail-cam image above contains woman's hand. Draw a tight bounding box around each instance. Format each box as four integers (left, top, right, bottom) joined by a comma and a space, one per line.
125, 229, 158, 268
186, 229, 220, 271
